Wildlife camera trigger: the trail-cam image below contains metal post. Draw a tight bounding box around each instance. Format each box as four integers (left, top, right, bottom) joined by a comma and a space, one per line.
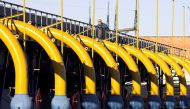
135, 0, 139, 63
171, 0, 175, 54
60, 0, 64, 55
91, 0, 95, 59
182, 6, 186, 57
156, 0, 158, 52
23, 0, 26, 51
115, 0, 118, 62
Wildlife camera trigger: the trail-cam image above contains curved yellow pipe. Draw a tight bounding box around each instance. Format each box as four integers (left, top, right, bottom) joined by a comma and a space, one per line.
76, 35, 120, 95
45, 28, 95, 94
185, 58, 190, 65
2, 20, 66, 95
158, 53, 187, 96
102, 40, 141, 96
0, 23, 28, 94
142, 49, 174, 96
123, 45, 158, 95
169, 55, 190, 75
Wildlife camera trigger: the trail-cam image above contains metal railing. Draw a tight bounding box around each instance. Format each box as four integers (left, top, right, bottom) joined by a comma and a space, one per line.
0, 0, 185, 56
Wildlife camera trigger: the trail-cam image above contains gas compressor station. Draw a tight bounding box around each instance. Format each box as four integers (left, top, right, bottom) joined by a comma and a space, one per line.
0, 0, 190, 109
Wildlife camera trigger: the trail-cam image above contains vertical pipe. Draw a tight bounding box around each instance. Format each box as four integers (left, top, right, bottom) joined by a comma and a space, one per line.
182, 6, 186, 57
23, 0, 26, 51
135, 0, 139, 63
156, 0, 160, 96
115, 0, 118, 62
156, 0, 158, 53
91, 0, 95, 59
60, 0, 64, 55
135, 0, 139, 48
171, 0, 175, 54
89, 0, 91, 25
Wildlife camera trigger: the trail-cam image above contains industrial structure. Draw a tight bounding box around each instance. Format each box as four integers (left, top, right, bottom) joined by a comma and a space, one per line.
0, 0, 189, 109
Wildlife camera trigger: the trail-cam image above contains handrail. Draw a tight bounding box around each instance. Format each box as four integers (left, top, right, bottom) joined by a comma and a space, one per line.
0, 0, 185, 54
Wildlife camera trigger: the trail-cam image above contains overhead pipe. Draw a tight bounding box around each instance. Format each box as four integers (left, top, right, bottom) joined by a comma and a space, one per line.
158, 53, 187, 109
0, 23, 31, 109
45, 28, 100, 109
1, 20, 70, 109
142, 49, 175, 108
102, 40, 143, 108
75, 35, 123, 109
123, 45, 160, 108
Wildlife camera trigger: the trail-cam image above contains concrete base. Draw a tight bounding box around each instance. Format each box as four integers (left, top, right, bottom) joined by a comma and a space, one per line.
10, 94, 32, 109
51, 95, 70, 109
107, 95, 124, 109
82, 94, 100, 109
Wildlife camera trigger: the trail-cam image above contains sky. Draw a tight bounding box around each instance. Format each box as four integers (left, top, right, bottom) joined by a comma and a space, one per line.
4, 0, 190, 36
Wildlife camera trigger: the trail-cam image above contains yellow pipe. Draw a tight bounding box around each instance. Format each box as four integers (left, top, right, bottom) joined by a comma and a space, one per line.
158, 53, 187, 96
0, 13, 23, 21
169, 55, 190, 76
185, 58, 190, 65
123, 45, 159, 95
45, 28, 96, 94
0, 23, 28, 94
75, 35, 120, 95
142, 49, 174, 96
1, 20, 66, 95
40, 22, 61, 30
103, 40, 141, 96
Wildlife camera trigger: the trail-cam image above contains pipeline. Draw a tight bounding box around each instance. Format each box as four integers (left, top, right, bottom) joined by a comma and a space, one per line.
44, 28, 100, 109
1, 19, 70, 109
75, 35, 124, 109
0, 23, 31, 109
123, 45, 160, 109
158, 53, 187, 109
